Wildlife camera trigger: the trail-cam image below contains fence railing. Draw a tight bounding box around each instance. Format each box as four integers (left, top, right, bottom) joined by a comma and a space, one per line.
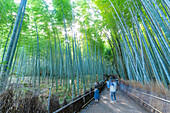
120, 84, 170, 113
53, 80, 106, 113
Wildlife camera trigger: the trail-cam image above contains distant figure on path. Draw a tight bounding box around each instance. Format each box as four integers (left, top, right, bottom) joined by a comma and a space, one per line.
106, 76, 113, 91
110, 79, 117, 103
94, 82, 99, 102
109, 76, 113, 83
115, 77, 119, 91
109, 76, 113, 86
106, 81, 110, 90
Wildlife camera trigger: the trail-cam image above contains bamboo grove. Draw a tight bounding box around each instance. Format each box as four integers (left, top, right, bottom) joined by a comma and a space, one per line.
95, 0, 169, 87
0, 0, 114, 99
0, 0, 169, 102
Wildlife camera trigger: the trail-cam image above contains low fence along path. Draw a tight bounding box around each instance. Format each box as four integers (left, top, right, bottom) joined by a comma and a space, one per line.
81, 88, 149, 113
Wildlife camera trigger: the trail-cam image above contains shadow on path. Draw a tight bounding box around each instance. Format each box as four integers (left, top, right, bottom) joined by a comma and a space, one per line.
81, 88, 149, 113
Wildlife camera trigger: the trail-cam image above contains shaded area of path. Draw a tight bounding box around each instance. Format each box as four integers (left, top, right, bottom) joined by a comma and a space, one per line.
81, 88, 149, 113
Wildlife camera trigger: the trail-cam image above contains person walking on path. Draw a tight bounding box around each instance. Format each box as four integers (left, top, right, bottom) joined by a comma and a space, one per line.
110, 79, 117, 103
109, 76, 113, 85
115, 77, 119, 91
107, 76, 113, 91
106, 81, 110, 91
94, 82, 99, 102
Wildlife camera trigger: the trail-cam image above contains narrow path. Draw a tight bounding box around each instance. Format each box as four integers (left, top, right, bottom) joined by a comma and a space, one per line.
81, 88, 149, 113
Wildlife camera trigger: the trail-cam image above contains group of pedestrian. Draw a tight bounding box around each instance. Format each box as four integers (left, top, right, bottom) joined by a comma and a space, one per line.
93, 76, 118, 103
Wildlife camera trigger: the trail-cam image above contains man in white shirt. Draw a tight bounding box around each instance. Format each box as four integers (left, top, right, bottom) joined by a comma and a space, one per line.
110, 79, 117, 103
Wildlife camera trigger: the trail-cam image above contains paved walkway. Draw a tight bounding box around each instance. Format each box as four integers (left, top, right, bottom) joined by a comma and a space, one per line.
81, 88, 149, 113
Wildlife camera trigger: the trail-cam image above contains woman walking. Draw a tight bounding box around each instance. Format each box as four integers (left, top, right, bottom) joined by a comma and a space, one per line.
94, 82, 99, 102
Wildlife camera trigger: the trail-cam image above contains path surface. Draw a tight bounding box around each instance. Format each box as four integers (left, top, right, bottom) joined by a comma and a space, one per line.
81, 88, 149, 113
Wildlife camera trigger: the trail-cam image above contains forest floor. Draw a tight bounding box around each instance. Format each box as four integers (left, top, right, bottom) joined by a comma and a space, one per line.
8, 76, 92, 103
81, 88, 149, 113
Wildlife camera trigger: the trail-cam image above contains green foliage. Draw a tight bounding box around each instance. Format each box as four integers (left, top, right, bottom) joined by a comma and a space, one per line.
2, 0, 168, 102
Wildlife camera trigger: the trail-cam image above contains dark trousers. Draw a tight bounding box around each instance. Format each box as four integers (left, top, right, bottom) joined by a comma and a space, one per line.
111, 92, 116, 101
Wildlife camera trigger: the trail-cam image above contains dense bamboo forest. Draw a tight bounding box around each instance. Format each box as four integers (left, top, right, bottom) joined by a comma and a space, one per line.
0, 0, 169, 112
